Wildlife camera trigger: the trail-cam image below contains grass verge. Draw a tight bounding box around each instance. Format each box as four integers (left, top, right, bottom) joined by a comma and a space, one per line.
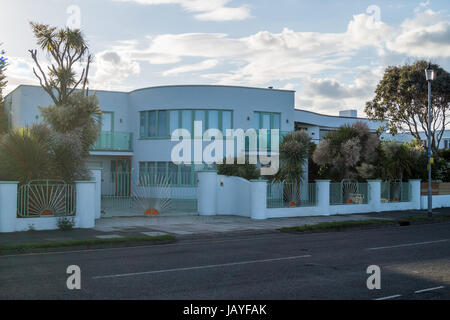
279, 219, 396, 233
0, 234, 176, 253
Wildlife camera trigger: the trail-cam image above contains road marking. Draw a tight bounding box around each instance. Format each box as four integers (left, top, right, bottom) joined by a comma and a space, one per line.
367, 239, 449, 251
0, 234, 298, 258
92, 254, 312, 279
414, 286, 445, 294
374, 294, 402, 300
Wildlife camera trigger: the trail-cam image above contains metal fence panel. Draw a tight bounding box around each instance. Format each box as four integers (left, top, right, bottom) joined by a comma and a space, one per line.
17, 180, 76, 217
267, 182, 317, 208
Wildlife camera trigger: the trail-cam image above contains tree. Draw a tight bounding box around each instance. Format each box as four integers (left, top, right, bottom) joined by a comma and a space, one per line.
0, 44, 8, 133
270, 131, 311, 204
365, 61, 450, 155
28, 22, 92, 105
312, 122, 380, 181
26, 23, 100, 182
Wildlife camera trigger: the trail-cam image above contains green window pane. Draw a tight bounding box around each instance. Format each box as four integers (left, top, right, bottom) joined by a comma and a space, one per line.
194, 110, 206, 137
272, 114, 280, 129
148, 111, 157, 137
140, 112, 146, 138
208, 110, 219, 130
181, 110, 192, 135
169, 110, 179, 136
158, 111, 167, 137
222, 111, 232, 132
254, 112, 260, 130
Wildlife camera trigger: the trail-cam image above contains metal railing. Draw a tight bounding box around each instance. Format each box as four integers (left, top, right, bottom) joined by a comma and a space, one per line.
17, 180, 76, 217
91, 131, 133, 151
330, 181, 369, 205
381, 180, 410, 202
267, 182, 317, 208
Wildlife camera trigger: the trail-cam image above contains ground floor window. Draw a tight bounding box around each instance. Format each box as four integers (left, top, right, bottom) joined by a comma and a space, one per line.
139, 161, 196, 186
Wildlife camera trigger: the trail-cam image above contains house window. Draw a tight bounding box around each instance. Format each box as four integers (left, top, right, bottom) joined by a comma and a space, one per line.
140, 109, 233, 138
139, 161, 196, 186
444, 139, 450, 149
253, 111, 281, 130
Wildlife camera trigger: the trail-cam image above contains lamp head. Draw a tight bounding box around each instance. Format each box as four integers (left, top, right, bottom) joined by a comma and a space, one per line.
425, 63, 436, 81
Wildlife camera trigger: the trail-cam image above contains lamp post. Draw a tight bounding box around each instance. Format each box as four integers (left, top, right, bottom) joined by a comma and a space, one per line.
425, 63, 436, 217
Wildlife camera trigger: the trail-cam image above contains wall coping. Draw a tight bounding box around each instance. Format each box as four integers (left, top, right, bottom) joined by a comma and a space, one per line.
0, 181, 20, 184
315, 180, 331, 182
74, 180, 96, 184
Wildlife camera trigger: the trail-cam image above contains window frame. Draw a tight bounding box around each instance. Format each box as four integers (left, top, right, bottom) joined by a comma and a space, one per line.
139, 109, 233, 139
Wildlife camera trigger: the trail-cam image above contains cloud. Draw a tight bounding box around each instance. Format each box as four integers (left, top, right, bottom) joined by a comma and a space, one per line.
162, 59, 218, 76
387, 10, 450, 58
92, 50, 140, 89
114, 0, 251, 21
3, 57, 39, 94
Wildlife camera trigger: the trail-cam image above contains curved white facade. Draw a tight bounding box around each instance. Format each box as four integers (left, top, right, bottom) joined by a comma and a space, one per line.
5, 84, 387, 183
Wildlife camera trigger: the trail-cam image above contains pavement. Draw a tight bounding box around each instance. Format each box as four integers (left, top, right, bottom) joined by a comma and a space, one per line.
0, 221, 449, 299
1, 208, 449, 247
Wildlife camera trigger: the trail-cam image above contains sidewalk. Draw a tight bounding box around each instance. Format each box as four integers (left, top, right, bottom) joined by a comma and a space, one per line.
1, 208, 449, 248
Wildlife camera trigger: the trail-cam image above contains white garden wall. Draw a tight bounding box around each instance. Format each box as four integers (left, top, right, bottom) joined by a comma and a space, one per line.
421, 195, 450, 209
0, 180, 99, 233
197, 173, 445, 220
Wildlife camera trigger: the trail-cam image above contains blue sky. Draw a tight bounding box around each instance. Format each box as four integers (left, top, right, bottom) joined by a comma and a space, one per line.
2, 0, 450, 115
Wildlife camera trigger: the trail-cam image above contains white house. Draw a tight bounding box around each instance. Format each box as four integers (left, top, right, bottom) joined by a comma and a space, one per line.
2, 84, 448, 223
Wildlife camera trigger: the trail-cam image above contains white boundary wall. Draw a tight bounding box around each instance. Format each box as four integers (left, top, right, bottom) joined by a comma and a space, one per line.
0, 179, 99, 233
197, 172, 443, 220
420, 195, 450, 209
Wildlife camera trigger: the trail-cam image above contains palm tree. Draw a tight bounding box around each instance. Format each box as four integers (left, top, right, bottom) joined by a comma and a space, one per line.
271, 130, 311, 204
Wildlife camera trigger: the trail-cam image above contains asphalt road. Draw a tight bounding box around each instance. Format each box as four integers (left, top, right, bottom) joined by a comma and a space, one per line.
0, 222, 449, 300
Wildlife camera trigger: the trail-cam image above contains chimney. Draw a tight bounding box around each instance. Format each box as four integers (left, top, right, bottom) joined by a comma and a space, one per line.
339, 109, 357, 118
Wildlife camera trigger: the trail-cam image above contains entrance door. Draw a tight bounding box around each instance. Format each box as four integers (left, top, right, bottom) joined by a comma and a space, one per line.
111, 158, 131, 196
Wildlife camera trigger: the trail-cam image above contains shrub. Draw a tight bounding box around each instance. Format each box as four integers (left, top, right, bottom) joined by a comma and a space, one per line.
57, 217, 75, 231
312, 122, 380, 181
271, 130, 311, 184
216, 158, 260, 180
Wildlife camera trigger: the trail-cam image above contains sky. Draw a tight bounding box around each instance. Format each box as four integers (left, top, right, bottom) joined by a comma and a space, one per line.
1, 0, 450, 116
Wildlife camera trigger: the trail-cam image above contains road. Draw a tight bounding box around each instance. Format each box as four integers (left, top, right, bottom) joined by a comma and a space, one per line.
0, 222, 449, 300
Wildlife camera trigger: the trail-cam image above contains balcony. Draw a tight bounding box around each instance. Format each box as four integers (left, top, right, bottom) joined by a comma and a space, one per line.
91, 131, 133, 152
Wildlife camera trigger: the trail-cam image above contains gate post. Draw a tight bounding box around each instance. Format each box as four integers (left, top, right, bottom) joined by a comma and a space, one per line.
197, 169, 217, 216
315, 180, 331, 215
250, 179, 267, 220
368, 180, 381, 212
0, 181, 19, 232
75, 181, 96, 228
90, 169, 102, 219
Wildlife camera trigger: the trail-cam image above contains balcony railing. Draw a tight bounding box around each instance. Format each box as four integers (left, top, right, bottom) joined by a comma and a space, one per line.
91, 131, 133, 152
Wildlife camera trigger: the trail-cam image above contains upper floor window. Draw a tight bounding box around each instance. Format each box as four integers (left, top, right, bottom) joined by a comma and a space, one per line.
140, 109, 233, 138
253, 111, 280, 131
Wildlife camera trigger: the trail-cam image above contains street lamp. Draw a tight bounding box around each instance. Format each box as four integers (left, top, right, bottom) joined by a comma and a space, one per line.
425, 63, 436, 217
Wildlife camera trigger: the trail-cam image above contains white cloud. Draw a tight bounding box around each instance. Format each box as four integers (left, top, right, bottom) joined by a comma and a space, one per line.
114, 0, 251, 21
387, 10, 450, 58
162, 59, 218, 76
92, 50, 140, 89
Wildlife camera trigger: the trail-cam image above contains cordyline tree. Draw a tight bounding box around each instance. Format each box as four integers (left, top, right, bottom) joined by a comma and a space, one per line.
28, 22, 92, 103
28, 22, 101, 157
0, 44, 8, 133
0, 22, 101, 183
365, 61, 450, 155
